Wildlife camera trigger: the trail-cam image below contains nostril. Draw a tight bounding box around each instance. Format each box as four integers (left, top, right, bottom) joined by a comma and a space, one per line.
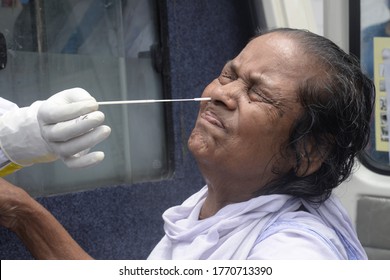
211, 93, 237, 110
212, 99, 226, 106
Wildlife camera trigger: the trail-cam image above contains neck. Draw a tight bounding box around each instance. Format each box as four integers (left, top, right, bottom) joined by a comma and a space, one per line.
198, 179, 259, 219
196, 162, 273, 219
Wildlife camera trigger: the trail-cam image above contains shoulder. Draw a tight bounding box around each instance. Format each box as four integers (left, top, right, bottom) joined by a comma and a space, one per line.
248, 211, 348, 259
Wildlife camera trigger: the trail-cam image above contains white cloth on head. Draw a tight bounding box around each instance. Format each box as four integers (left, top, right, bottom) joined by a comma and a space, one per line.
148, 186, 367, 260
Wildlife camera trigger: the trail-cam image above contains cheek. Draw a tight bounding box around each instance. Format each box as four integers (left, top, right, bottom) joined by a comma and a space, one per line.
238, 115, 290, 160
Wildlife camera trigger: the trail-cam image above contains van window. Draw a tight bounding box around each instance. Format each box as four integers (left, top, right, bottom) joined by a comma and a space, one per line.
0, 0, 171, 196
356, 0, 390, 173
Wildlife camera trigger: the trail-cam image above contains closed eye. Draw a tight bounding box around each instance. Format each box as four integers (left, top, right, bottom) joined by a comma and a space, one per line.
249, 87, 286, 116
221, 73, 233, 79
249, 87, 274, 104
218, 71, 236, 84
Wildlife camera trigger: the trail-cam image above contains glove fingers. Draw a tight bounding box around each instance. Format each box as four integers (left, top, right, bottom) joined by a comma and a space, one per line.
71, 148, 90, 158
53, 88, 97, 103
63, 151, 105, 168
50, 125, 111, 158
41, 111, 105, 142
38, 88, 100, 123
38, 100, 98, 124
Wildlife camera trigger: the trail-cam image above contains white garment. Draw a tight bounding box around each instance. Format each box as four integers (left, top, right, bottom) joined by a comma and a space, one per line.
148, 186, 367, 260
0, 98, 19, 166
0, 97, 18, 115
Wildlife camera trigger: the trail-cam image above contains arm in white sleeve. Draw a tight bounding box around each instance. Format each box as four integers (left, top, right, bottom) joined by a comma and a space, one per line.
0, 97, 23, 175
0, 88, 111, 177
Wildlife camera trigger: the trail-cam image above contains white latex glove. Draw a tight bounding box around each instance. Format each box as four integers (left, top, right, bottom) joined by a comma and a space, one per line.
0, 88, 111, 169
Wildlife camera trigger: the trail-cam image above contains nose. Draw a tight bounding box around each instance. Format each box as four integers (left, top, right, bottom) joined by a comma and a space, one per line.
208, 79, 239, 110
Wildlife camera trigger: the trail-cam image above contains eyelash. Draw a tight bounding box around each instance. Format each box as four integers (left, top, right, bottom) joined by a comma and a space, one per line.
220, 73, 234, 80
218, 73, 275, 105
249, 87, 273, 104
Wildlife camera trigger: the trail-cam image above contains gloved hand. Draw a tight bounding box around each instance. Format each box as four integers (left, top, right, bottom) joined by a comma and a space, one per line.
0, 88, 111, 169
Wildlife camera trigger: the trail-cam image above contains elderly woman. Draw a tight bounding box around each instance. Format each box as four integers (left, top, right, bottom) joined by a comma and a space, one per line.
0, 28, 374, 259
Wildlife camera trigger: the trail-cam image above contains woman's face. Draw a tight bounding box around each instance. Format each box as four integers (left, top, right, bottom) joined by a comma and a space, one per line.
188, 32, 310, 191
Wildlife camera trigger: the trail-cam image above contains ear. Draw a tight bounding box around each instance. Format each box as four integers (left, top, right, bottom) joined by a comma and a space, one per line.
294, 136, 330, 177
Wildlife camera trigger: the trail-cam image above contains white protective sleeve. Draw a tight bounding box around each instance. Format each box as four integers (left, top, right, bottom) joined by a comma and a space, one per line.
0, 100, 56, 166
0, 97, 20, 168
0, 88, 111, 173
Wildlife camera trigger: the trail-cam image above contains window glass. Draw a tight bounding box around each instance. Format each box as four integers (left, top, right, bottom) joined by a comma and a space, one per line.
0, 0, 171, 196
360, 0, 390, 172
255, 0, 324, 36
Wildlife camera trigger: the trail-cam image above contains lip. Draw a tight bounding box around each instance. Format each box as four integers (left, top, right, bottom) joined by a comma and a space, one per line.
200, 110, 225, 129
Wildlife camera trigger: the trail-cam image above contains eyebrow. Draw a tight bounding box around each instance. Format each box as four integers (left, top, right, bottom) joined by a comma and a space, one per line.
228, 59, 274, 90
222, 60, 234, 73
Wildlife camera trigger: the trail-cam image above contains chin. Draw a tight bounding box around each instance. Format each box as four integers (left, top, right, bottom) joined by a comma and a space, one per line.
188, 128, 212, 158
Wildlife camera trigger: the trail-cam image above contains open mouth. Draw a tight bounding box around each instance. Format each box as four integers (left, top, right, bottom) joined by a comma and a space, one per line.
201, 111, 225, 129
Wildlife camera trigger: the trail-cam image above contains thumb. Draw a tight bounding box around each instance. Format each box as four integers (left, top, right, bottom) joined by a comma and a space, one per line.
38, 88, 98, 124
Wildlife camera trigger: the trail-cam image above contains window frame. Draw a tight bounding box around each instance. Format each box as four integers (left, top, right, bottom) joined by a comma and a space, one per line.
0, 0, 174, 196
349, 0, 390, 176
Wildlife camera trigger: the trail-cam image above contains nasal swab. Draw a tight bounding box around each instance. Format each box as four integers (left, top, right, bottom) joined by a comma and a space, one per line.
98, 97, 211, 105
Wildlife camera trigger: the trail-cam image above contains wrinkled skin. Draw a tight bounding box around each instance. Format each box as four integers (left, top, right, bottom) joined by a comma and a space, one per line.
188, 32, 312, 218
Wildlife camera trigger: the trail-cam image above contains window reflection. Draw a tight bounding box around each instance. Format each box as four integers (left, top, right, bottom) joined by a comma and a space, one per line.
0, 0, 170, 196
360, 0, 390, 169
